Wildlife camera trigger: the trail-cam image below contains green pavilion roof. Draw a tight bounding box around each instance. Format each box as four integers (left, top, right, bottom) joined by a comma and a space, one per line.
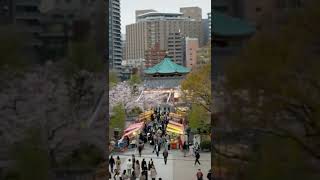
213, 13, 255, 37
144, 57, 191, 74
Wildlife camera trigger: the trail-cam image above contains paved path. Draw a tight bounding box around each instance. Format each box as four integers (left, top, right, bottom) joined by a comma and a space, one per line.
110, 145, 211, 180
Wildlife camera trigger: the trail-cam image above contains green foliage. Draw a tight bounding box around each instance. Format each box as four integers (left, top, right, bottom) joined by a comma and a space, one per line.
9, 128, 49, 180
109, 69, 119, 87
0, 25, 29, 71
181, 63, 211, 112
65, 40, 104, 76
188, 104, 210, 132
200, 140, 211, 150
110, 103, 126, 130
59, 143, 104, 168
128, 74, 141, 86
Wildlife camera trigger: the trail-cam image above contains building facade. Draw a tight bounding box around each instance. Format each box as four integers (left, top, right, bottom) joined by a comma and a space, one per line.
185, 37, 199, 69
196, 42, 211, 67
135, 9, 157, 21
167, 32, 185, 66
144, 42, 167, 68
109, 0, 122, 73
200, 18, 209, 47
125, 10, 201, 61
208, 12, 211, 40
180, 7, 202, 21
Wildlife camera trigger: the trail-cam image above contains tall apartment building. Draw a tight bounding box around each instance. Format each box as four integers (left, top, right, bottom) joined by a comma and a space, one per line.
125, 10, 201, 62
208, 12, 211, 40
144, 42, 166, 68
200, 18, 209, 47
185, 37, 199, 69
109, 0, 122, 73
135, 9, 156, 21
180, 7, 202, 21
167, 32, 184, 66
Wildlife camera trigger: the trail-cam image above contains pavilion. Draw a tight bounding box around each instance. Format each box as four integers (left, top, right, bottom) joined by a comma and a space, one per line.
143, 56, 191, 89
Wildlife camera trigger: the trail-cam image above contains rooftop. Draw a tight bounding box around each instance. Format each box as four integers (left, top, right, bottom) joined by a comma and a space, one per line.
213, 13, 255, 37
144, 57, 190, 74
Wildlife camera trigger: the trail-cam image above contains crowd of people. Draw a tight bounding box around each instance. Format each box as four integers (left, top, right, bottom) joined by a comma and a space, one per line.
109, 155, 161, 180
109, 109, 212, 180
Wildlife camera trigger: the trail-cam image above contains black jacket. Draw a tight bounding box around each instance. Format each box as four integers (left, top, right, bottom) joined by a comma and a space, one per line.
196, 153, 200, 159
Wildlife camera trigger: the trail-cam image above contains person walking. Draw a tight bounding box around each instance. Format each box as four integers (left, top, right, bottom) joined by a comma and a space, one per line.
109, 156, 115, 173
207, 169, 212, 180
138, 142, 143, 157
127, 159, 132, 175
163, 149, 168, 165
115, 156, 121, 174
141, 159, 147, 171
194, 151, 201, 165
132, 154, 136, 170
114, 171, 121, 180
155, 143, 160, 157
134, 160, 141, 178
150, 165, 157, 180
148, 159, 154, 171
196, 169, 204, 180
183, 141, 188, 157
141, 162, 148, 180
121, 170, 129, 180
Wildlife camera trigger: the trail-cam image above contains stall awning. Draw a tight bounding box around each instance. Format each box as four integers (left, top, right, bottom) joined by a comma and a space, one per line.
122, 122, 144, 139
124, 122, 144, 133
166, 121, 184, 134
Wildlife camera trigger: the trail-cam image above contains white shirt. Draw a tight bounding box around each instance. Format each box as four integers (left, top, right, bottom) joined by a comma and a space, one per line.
127, 161, 132, 169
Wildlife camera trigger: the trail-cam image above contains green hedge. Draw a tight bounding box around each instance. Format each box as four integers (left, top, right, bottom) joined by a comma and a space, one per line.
200, 140, 211, 151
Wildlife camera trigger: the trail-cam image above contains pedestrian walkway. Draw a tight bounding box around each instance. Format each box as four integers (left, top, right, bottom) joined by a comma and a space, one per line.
110, 144, 211, 180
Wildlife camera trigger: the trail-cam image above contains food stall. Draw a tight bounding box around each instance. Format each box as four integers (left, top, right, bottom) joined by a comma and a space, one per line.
137, 110, 153, 122
166, 120, 185, 149
118, 122, 144, 148
169, 112, 185, 124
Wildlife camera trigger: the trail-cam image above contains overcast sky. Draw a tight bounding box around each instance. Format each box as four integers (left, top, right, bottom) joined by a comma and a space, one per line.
120, 0, 211, 34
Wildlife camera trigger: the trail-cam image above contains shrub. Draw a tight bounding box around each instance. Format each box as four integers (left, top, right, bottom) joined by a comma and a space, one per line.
200, 140, 211, 151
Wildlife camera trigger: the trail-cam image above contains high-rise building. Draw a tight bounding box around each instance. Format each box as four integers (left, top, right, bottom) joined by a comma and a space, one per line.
145, 42, 167, 68
121, 33, 126, 62
125, 10, 201, 62
180, 7, 202, 21
167, 32, 185, 66
208, 12, 211, 40
109, 0, 122, 73
135, 9, 156, 22
185, 37, 199, 69
200, 18, 209, 46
